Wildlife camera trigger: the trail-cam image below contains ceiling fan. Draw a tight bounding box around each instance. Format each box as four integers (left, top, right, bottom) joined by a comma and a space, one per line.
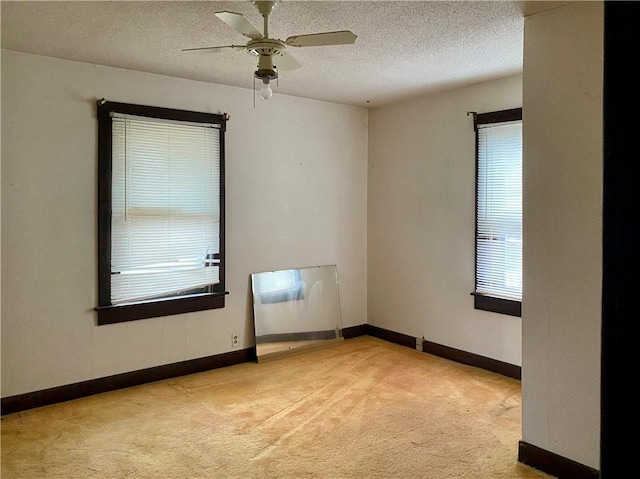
182, 0, 357, 100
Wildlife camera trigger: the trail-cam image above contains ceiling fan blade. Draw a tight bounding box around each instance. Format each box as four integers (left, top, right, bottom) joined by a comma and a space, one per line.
274, 51, 302, 71
182, 45, 246, 54
214, 11, 262, 39
285, 30, 357, 47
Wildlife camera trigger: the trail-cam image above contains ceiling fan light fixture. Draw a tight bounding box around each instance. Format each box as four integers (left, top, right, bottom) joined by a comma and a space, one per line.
260, 78, 273, 100
255, 54, 277, 99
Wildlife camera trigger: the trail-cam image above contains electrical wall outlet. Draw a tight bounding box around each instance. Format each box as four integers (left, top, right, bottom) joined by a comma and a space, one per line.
416, 336, 424, 352
232, 333, 239, 348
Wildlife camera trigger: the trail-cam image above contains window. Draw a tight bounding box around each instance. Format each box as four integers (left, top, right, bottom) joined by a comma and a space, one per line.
473, 108, 522, 317
254, 269, 304, 304
96, 101, 227, 325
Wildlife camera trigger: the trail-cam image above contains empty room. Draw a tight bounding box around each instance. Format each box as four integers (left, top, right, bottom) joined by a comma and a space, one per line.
1, 1, 634, 478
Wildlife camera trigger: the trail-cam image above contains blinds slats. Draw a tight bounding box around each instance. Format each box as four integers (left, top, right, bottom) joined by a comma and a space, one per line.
111, 116, 221, 304
476, 121, 522, 301
256, 270, 299, 294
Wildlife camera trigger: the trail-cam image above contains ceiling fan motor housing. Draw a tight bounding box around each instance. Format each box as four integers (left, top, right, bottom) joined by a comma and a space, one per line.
250, 39, 285, 80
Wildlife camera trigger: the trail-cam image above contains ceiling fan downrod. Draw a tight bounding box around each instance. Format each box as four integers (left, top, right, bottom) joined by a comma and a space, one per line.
254, 1, 277, 38
253, 1, 279, 99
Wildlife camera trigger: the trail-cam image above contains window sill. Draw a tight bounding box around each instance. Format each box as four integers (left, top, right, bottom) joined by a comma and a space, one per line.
95, 292, 228, 325
471, 292, 521, 317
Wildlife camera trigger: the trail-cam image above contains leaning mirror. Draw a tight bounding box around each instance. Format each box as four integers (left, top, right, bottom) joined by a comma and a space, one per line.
251, 265, 343, 362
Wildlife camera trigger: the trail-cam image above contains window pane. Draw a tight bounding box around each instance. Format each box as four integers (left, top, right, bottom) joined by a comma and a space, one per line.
476, 120, 522, 301
256, 270, 299, 294
111, 116, 221, 304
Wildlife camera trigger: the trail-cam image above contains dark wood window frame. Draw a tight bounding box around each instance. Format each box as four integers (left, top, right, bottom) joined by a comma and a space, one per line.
95, 100, 227, 325
473, 107, 522, 317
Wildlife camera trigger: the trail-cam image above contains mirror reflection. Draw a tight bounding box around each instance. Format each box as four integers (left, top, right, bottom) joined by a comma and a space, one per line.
251, 265, 343, 362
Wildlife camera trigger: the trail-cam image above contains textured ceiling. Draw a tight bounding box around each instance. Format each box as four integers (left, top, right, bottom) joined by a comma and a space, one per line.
1, 1, 533, 107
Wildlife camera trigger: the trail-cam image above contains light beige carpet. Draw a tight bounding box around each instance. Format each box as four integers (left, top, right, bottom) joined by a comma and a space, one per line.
1, 336, 553, 478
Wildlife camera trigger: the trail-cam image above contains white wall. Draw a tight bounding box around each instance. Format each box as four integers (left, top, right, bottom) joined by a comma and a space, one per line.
522, 1, 602, 470
367, 75, 523, 366
1, 50, 367, 397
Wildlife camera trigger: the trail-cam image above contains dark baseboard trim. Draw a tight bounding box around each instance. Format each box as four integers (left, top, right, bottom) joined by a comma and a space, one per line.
0, 324, 520, 415
422, 338, 521, 380
518, 441, 599, 479
365, 324, 521, 380
342, 324, 368, 339
366, 324, 417, 348
1, 325, 599, 479
1, 347, 256, 416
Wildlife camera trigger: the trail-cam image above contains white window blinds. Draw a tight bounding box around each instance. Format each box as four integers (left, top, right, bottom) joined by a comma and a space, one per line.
476, 120, 522, 301
111, 114, 221, 304
256, 270, 299, 294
